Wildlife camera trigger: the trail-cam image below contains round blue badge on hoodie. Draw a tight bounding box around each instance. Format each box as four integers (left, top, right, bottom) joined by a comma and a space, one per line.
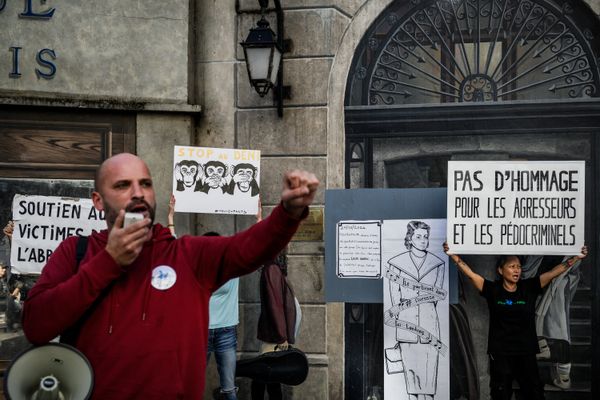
151, 265, 177, 290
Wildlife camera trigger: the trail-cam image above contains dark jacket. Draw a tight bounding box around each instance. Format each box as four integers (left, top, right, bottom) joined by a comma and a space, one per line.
257, 261, 297, 344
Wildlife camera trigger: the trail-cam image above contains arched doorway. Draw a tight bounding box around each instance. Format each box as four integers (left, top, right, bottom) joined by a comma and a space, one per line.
343, 0, 600, 398
347, 0, 599, 107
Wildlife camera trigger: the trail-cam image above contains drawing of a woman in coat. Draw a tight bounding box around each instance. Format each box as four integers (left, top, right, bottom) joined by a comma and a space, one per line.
387, 220, 445, 400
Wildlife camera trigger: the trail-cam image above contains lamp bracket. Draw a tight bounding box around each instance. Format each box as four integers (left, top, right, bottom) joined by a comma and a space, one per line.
282, 38, 293, 53
273, 85, 292, 101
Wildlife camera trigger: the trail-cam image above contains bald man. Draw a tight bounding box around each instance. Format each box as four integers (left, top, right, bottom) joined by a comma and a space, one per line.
23, 153, 319, 400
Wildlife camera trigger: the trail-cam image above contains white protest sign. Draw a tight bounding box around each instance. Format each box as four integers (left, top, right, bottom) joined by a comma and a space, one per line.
447, 161, 585, 255
336, 220, 382, 278
173, 146, 260, 215
383, 219, 449, 400
11, 194, 107, 274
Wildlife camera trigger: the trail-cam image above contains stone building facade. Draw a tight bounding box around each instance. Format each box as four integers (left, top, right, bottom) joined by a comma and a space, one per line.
2, 1, 600, 399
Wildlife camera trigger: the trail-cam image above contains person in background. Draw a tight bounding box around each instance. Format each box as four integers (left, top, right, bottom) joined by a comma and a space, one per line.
204, 231, 240, 400
22, 153, 319, 400
167, 197, 242, 400
1, 222, 23, 332
251, 202, 301, 400
444, 243, 588, 400
0, 262, 9, 329
250, 249, 300, 400
519, 254, 584, 390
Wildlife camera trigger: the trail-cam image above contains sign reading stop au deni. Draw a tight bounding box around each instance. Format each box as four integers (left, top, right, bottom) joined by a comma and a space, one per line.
446, 161, 585, 255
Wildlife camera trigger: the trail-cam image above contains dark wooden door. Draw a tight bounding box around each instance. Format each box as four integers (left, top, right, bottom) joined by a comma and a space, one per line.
0, 106, 136, 180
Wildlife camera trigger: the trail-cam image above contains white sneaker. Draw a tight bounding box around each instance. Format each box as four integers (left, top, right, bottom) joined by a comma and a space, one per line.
553, 375, 571, 390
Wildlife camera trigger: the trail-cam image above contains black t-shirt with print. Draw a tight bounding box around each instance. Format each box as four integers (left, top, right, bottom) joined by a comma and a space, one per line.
481, 277, 543, 356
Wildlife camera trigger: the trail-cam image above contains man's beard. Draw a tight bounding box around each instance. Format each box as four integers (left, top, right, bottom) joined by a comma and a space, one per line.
104, 199, 156, 228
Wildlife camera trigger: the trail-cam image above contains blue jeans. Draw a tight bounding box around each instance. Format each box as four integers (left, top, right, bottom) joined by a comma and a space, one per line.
207, 326, 238, 399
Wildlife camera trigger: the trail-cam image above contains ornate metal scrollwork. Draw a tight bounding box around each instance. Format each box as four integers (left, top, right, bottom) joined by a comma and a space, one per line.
359, 0, 599, 105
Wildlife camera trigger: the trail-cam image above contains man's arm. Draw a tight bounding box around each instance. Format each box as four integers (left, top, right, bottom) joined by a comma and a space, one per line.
191, 202, 305, 291
22, 238, 124, 344
280, 170, 319, 218
191, 170, 319, 291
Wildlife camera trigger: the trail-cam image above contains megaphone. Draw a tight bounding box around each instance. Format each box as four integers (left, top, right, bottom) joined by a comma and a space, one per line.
4, 343, 93, 400
236, 347, 309, 386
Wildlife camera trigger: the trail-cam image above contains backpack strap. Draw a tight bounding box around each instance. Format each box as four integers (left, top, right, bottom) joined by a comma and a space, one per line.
75, 235, 88, 268
59, 236, 89, 345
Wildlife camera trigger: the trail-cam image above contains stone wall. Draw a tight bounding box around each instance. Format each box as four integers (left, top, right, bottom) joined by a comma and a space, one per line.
137, 113, 194, 234
195, 1, 362, 398
0, 1, 189, 102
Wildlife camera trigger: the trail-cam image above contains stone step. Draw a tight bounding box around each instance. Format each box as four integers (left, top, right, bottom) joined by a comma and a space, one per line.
572, 287, 592, 304
569, 319, 591, 338
569, 304, 590, 320
514, 381, 591, 399
570, 342, 592, 361
538, 361, 591, 383
541, 382, 592, 400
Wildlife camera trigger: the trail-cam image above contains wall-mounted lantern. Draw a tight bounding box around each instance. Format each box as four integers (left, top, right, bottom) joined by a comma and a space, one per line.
240, 0, 289, 117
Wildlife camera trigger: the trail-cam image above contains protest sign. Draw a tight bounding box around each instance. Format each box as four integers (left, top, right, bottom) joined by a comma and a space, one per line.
337, 220, 382, 278
11, 194, 106, 274
334, 217, 451, 397
447, 161, 585, 255
382, 219, 448, 400
172, 146, 260, 215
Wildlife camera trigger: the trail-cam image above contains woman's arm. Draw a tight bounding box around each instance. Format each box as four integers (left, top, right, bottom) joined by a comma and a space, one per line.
167, 194, 176, 236
540, 245, 588, 288
443, 242, 484, 292
256, 196, 262, 223
3, 220, 13, 243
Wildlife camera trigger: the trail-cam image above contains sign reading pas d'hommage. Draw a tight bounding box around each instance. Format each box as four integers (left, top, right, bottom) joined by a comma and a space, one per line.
446, 161, 585, 255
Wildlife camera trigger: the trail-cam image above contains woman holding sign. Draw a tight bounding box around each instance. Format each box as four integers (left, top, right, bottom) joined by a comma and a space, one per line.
443, 243, 588, 400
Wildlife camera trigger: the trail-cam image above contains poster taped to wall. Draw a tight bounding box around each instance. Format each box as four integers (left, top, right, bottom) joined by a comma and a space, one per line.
336, 220, 382, 278
173, 145, 260, 215
10, 194, 106, 274
383, 219, 449, 400
447, 161, 585, 255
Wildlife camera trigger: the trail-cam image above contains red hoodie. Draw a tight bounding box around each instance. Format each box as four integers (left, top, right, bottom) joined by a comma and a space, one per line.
23, 204, 303, 399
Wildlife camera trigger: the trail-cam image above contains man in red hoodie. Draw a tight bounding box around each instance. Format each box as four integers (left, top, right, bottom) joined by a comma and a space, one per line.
22, 153, 319, 399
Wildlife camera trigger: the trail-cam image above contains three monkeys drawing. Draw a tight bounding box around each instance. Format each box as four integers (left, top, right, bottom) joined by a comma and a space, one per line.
174, 160, 259, 196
